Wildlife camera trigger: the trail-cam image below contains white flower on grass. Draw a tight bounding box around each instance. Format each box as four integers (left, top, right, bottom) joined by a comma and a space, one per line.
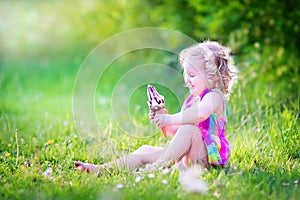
148, 173, 155, 179
162, 179, 168, 185
179, 165, 208, 194
213, 190, 221, 198
281, 182, 290, 186
161, 168, 170, 175
116, 183, 124, 189
42, 167, 53, 177
76, 166, 83, 171
135, 176, 142, 183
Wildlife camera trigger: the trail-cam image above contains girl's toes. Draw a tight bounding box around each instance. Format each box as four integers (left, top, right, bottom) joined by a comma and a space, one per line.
74, 161, 100, 173
74, 161, 89, 172
74, 161, 81, 168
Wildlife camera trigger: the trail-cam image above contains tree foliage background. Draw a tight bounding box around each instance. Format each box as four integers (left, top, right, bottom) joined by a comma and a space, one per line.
1, 0, 299, 101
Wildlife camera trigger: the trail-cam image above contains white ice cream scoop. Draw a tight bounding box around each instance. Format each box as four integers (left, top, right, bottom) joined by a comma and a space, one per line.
147, 84, 165, 110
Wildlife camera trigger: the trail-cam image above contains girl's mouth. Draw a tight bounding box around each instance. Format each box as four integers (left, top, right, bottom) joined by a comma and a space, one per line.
188, 84, 194, 89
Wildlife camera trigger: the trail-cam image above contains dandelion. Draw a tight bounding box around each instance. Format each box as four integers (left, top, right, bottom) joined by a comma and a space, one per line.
162, 179, 168, 184
121, 145, 126, 150
43, 167, 53, 177
161, 168, 170, 175
76, 166, 83, 171
5, 152, 10, 157
148, 173, 155, 179
24, 159, 31, 167
47, 140, 55, 145
135, 176, 142, 183
116, 183, 124, 189
57, 164, 62, 170
64, 181, 73, 186
20, 138, 25, 145
63, 120, 68, 126
213, 190, 221, 198
179, 165, 208, 194
21, 166, 27, 172
281, 182, 290, 186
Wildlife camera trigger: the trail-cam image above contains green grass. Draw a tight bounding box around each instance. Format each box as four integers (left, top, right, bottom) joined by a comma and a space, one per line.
0, 52, 299, 200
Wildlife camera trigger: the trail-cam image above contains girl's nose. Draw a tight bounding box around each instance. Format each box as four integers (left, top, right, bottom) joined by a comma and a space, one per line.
183, 76, 187, 83
184, 74, 189, 82
186, 75, 191, 82
185, 78, 191, 86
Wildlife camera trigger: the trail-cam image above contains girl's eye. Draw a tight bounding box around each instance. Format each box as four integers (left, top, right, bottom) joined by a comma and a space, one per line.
189, 74, 195, 78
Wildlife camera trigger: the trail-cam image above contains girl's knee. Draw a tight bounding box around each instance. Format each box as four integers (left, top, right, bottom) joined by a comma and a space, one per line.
135, 145, 163, 154
177, 124, 199, 136
139, 145, 150, 149
137, 145, 154, 152
135, 145, 151, 154
181, 124, 198, 129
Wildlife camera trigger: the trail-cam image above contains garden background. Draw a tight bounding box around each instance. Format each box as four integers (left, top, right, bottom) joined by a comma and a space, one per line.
0, 0, 299, 199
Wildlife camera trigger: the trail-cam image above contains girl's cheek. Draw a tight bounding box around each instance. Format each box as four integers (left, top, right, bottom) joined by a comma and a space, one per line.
183, 74, 187, 82
189, 77, 195, 83
184, 76, 189, 84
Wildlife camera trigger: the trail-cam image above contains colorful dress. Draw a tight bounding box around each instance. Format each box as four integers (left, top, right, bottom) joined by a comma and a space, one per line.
183, 89, 230, 166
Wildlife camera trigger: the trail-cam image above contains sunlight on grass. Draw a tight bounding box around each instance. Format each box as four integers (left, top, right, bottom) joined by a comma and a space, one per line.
1, 59, 299, 199
0, 1, 299, 199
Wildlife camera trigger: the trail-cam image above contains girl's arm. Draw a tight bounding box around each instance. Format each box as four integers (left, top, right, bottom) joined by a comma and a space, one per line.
153, 92, 222, 128
149, 107, 179, 137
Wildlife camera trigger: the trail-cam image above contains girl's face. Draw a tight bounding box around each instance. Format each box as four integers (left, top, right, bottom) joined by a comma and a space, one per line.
182, 58, 209, 96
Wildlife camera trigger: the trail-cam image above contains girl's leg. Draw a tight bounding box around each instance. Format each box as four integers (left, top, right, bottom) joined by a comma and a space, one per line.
105, 145, 165, 169
74, 145, 165, 172
144, 124, 208, 170
74, 161, 101, 172
185, 130, 208, 167
74, 124, 208, 172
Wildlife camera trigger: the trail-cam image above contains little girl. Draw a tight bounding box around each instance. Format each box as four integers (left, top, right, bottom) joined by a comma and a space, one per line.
74, 40, 237, 172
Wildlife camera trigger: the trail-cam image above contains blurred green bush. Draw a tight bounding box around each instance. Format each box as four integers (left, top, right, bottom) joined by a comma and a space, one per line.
1, 0, 299, 102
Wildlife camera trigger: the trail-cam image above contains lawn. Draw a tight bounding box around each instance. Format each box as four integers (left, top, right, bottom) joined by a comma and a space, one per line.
0, 40, 299, 200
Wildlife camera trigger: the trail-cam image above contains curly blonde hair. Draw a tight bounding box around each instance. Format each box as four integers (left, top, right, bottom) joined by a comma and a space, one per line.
179, 41, 237, 96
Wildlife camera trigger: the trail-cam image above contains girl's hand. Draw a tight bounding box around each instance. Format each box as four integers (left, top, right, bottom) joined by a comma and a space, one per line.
149, 110, 155, 123
153, 114, 172, 128
149, 106, 168, 123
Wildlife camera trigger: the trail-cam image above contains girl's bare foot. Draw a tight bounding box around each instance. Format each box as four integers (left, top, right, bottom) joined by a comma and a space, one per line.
74, 161, 100, 173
